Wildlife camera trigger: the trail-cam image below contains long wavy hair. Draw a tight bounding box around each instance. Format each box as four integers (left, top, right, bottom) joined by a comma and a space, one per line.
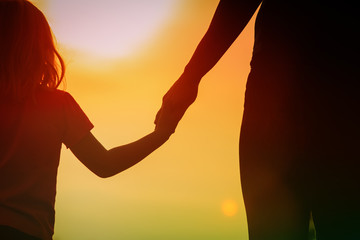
0, 0, 65, 101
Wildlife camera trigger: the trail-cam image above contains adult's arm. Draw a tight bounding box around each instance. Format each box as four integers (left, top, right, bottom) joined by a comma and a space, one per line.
184, 0, 261, 80
155, 0, 261, 126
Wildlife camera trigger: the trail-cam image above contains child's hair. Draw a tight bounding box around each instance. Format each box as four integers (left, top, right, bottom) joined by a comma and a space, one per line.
0, 0, 65, 100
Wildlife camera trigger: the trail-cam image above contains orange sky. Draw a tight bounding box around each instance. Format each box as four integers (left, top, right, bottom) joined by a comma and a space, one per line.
33, 1, 258, 239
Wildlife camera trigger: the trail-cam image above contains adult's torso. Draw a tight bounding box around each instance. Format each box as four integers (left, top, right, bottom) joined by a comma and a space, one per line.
252, 0, 358, 69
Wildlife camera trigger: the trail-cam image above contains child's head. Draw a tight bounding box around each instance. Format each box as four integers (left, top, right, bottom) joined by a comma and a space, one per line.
0, 0, 65, 100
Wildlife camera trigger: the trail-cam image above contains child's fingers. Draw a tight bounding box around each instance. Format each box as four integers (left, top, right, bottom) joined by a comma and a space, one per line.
154, 108, 162, 125
155, 105, 179, 133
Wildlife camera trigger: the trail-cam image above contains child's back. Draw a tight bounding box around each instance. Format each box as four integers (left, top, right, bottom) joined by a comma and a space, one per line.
0, 89, 93, 239
0, 1, 177, 239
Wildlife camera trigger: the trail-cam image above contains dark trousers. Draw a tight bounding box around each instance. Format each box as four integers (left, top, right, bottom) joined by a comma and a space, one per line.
240, 61, 360, 240
0, 225, 41, 240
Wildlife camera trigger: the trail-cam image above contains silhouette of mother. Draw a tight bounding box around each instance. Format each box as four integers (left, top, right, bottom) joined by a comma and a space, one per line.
155, 1, 359, 239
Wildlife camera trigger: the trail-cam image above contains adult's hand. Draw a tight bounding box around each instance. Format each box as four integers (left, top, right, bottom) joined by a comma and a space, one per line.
155, 74, 200, 131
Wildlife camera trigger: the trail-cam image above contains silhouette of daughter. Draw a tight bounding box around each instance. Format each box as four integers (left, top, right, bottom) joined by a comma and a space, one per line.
0, 1, 178, 239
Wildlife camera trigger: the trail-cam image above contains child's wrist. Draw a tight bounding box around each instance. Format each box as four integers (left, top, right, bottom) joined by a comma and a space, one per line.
153, 128, 172, 142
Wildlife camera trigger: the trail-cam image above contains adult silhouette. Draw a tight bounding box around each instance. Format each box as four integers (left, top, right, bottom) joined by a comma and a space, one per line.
155, 1, 359, 239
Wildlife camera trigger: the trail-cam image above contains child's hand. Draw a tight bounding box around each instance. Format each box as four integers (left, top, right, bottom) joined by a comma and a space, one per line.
155, 75, 198, 129
154, 101, 180, 138
154, 74, 199, 138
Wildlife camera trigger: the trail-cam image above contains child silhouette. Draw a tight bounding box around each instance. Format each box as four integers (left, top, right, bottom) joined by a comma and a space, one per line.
0, 1, 178, 239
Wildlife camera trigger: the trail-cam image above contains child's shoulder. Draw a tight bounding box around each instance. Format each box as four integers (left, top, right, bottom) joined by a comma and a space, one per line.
27, 89, 80, 113
37, 88, 71, 98
36, 88, 75, 103
0, 89, 71, 107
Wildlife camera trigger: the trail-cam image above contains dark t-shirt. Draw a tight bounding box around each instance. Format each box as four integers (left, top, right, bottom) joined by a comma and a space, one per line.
0, 89, 93, 240
252, 0, 358, 68
183, 0, 358, 81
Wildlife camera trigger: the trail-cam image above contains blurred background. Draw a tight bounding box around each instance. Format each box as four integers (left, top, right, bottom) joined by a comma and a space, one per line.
32, 0, 257, 239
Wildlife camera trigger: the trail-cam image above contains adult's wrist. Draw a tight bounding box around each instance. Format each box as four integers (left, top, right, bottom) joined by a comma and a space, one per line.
181, 66, 203, 86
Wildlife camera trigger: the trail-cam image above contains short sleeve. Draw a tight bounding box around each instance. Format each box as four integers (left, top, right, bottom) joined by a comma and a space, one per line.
61, 92, 94, 148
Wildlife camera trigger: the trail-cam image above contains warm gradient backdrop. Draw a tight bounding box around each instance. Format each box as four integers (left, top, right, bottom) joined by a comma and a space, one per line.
32, 0, 257, 239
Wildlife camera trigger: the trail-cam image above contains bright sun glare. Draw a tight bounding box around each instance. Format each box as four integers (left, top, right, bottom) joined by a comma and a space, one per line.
45, 0, 178, 58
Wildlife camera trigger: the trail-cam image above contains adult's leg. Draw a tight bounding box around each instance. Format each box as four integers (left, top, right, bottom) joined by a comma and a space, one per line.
239, 66, 311, 240
240, 114, 311, 240
307, 87, 360, 240
0, 225, 41, 240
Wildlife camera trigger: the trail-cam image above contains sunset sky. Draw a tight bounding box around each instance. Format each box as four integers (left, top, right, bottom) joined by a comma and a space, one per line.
32, 0, 257, 239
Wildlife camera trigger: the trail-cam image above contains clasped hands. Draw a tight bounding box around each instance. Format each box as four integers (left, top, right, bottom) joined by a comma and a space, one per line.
154, 74, 199, 137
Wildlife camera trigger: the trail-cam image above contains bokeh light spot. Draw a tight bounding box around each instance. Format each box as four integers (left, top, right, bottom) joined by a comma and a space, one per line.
221, 199, 239, 217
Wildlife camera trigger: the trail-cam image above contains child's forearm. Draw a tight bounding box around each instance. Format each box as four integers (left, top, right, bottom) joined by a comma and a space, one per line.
71, 131, 170, 178
104, 131, 169, 177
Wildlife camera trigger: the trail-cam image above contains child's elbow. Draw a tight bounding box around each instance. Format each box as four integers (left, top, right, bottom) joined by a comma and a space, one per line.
87, 161, 117, 178
87, 153, 128, 178
93, 169, 116, 178
88, 155, 119, 178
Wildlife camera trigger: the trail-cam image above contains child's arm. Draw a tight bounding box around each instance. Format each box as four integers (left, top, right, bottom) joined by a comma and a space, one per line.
70, 130, 170, 178
70, 104, 178, 178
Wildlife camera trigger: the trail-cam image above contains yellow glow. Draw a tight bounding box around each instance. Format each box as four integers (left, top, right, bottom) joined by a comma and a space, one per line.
29, 0, 257, 239
221, 199, 239, 217
46, 0, 179, 58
